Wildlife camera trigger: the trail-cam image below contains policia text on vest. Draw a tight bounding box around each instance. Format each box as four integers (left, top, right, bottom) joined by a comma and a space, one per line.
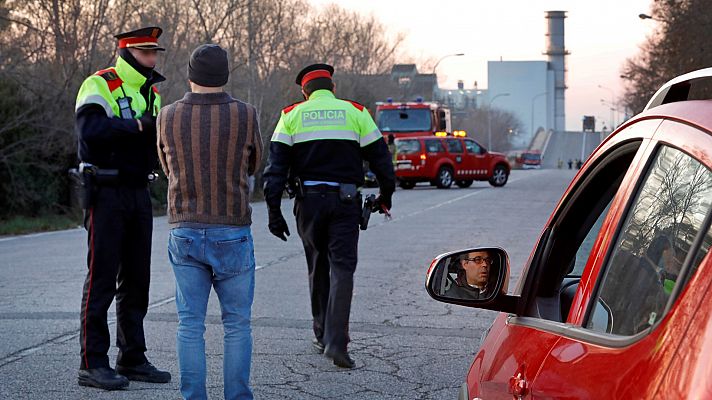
263, 63, 396, 369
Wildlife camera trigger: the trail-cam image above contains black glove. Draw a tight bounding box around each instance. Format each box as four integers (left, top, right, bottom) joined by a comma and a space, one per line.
139, 115, 156, 135
374, 192, 392, 213
268, 209, 290, 241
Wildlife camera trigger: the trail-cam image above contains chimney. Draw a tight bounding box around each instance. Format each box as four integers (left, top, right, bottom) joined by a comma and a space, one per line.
544, 11, 568, 133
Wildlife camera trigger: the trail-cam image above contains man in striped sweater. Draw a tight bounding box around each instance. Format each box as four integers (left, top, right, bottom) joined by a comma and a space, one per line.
157, 44, 263, 400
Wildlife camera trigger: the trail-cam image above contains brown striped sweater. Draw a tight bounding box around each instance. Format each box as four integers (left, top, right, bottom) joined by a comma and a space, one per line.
157, 92, 263, 226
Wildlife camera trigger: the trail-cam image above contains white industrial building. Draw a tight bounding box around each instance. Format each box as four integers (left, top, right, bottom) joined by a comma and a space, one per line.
487, 60, 554, 147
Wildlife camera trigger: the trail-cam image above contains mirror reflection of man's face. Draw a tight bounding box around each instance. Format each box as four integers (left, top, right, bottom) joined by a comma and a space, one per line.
461, 250, 490, 287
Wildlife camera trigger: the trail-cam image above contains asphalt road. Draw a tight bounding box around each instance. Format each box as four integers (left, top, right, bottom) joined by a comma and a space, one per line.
0, 168, 576, 399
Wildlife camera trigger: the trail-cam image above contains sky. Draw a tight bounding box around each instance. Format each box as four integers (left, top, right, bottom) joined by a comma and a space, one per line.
308, 0, 657, 131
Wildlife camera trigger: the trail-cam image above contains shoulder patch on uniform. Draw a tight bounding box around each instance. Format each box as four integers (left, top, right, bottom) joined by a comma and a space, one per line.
282, 101, 304, 114
94, 68, 123, 92
345, 99, 365, 112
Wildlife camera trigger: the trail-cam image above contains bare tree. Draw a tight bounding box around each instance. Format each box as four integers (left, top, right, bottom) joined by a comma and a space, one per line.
0, 0, 411, 216
453, 107, 523, 152
621, 0, 712, 115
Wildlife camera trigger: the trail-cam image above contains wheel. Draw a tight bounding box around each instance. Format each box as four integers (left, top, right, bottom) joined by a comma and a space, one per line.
456, 180, 473, 188
399, 181, 416, 189
435, 166, 454, 189
489, 164, 509, 187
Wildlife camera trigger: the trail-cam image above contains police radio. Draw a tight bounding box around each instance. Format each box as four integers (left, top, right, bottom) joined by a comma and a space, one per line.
117, 97, 134, 119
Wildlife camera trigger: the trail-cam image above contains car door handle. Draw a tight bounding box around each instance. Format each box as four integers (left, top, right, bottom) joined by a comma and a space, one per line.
508, 371, 529, 399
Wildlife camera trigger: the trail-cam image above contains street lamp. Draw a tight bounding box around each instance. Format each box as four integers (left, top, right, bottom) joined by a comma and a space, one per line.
432, 53, 465, 85
597, 84, 616, 128
638, 13, 661, 21
530, 92, 547, 137
487, 93, 510, 150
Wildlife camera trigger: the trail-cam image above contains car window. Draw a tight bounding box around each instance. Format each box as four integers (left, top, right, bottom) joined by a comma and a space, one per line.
395, 139, 421, 155
571, 201, 612, 276
587, 145, 712, 336
446, 139, 463, 153
464, 139, 481, 154
424, 139, 445, 153
520, 140, 643, 322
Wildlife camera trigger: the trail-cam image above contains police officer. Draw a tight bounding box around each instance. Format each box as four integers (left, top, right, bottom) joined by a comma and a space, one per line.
263, 64, 395, 369
74, 27, 170, 390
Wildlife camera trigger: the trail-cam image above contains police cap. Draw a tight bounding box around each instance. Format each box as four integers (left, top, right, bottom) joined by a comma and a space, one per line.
114, 27, 165, 51
296, 63, 334, 87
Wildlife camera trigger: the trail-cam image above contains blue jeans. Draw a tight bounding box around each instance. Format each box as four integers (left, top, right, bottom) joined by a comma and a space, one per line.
168, 226, 255, 400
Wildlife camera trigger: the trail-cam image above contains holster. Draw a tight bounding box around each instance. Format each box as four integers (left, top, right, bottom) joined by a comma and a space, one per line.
288, 177, 305, 199
68, 163, 97, 209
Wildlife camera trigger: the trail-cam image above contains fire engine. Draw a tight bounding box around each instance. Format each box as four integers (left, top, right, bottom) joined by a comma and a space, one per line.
375, 98, 452, 141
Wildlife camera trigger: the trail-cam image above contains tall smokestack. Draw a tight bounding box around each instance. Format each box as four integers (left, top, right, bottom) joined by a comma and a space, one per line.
545, 11, 568, 133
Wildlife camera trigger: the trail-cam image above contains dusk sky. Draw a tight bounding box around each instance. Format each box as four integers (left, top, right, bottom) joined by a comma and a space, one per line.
308, 0, 657, 131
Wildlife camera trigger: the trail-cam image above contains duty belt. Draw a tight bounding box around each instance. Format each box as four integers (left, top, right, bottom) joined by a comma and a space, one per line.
303, 184, 340, 193
78, 163, 155, 187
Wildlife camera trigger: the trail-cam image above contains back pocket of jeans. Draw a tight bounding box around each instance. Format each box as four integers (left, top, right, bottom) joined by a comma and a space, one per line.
168, 233, 193, 264
214, 235, 254, 276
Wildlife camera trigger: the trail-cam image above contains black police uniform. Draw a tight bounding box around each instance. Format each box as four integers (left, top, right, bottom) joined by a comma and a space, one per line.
74, 27, 166, 381
263, 64, 395, 366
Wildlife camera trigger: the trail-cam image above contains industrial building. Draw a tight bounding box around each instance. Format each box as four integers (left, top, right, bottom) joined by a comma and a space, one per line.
437, 10, 569, 148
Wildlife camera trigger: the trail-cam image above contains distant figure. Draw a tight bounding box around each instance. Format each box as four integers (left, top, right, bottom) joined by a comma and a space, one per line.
567, 159, 573, 169
557, 159, 563, 169
576, 159, 583, 169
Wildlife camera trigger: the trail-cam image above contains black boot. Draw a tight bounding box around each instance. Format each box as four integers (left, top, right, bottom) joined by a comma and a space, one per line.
324, 345, 355, 369
116, 362, 171, 383
78, 367, 129, 390
312, 338, 325, 354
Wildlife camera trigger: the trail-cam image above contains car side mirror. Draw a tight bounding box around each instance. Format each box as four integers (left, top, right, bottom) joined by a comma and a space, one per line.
438, 110, 447, 130
425, 247, 510, 305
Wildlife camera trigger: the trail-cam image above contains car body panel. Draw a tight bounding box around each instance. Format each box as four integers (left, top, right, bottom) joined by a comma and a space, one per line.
469, 314, 560, 399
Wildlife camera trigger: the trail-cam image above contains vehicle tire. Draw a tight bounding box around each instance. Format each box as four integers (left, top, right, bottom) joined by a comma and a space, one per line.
488, 164, 509, 187
399, 181, 416, 189
456, 180, 473, 188
435, 166, 454, 189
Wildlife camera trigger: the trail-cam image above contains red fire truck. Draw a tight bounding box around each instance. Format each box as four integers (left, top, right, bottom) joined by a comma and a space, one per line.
375, 99, 451, 141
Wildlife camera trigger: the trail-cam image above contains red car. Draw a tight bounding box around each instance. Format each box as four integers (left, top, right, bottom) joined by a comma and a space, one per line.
394, 135, 510, 189
426, 68, 712, 399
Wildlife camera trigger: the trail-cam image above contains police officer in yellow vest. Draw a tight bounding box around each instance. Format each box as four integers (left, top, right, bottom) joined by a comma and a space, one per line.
74, 26, 170, 390
263, 64, 395, 368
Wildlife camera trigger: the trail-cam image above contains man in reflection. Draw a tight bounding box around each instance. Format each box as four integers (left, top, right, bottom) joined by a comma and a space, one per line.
445, 250, 493, 300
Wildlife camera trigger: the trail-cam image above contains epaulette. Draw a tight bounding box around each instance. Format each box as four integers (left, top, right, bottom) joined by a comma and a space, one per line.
282, 101, 304, 114
94, 68, 123, 92
344, 99, 365, 111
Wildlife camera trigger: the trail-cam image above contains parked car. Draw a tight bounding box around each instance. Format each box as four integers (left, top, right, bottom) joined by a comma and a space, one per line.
425, 68, 712, 399
394, 134, 510, 189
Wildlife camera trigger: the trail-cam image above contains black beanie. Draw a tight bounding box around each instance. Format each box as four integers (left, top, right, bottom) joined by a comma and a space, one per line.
188, 44, 229, 87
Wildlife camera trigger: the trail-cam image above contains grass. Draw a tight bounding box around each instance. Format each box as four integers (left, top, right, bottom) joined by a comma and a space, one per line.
0, 213, 82, 236
0, 189, 263, 237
